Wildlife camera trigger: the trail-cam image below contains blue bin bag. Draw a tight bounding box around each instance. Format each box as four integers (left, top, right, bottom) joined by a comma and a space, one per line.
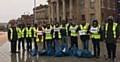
81, 50, 94, 58
38, 49, 46, 56
55, 46, 63, 57
68, 46, 82, 57
45, 44, 53, 56
76, 49, 82, 57
61, 43, 69, 56
31, 48, 37, 56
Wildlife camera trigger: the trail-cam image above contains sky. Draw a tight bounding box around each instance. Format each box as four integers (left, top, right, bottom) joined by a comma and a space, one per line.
0, 0, 48, 23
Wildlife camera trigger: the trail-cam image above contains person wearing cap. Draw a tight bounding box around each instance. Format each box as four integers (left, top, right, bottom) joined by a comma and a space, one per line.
8, 20, 18, 53
104, 16, 119, 61
89, 19, 102, 58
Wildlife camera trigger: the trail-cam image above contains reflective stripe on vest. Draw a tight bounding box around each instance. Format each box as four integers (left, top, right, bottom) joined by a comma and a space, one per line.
53, 26, 61, 38
90, 25, 100, 39
80, 23, 89, 35
45, 28, 52, 40
70, 25, 78, 37
60, 24, 68, 36
17, 28, 25, 38
26, 27, 32, 37
33, 27, 38, 37
36, 30, 43, 42
9, 28, 13, 40
105, 23, 117, 38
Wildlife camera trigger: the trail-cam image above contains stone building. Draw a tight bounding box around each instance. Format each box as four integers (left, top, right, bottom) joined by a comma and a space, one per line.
48, 0, 117, 23
33, 5, 48, 23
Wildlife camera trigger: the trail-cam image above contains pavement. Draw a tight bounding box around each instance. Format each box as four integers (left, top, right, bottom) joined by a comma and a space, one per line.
0, 32, 120, 62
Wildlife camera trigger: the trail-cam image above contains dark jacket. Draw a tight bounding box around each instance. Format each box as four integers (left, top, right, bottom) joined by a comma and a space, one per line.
103, 22, 119, 43
8, 27, 18, 41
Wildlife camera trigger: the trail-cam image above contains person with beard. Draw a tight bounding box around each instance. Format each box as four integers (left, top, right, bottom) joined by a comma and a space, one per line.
104, 16, 119, 61
89, 19, 102, 58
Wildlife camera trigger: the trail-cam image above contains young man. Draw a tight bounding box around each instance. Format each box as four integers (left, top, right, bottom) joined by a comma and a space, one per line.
25, 23, 33, 52
79, 15, 90, 50
89, 19, 102, 58
17, 23, 25, 52
8, 20, 18, 53
104, 16, 119, 61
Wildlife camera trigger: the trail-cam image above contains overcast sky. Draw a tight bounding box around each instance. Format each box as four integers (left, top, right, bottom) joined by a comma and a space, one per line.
0, 0, 47, 23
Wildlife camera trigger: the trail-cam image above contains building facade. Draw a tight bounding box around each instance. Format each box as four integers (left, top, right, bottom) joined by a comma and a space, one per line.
48, 0, 116, 23
33, 5, 48, 23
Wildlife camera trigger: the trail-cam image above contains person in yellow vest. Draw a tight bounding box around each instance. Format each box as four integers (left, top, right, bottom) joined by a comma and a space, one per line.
69, 22, 79, 48
79, 15, 90, 50
33, 23, 39, 51
36, 24, 44, 53
25, 23, 33, 52
8, 20, 18, 53
53, 22, 61, 51
17, 23, 25, 52
89, 19, 102, 58
60, 20, 69, 52
104, 16, 119, 61
45, 24, 53, 51
42, 22, 47, 49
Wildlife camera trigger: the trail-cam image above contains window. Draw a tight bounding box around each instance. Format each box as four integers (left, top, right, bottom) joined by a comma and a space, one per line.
90, 0, 95, 9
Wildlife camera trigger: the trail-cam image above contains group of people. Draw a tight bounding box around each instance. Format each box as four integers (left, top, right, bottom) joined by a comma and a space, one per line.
8, 16, 119, 62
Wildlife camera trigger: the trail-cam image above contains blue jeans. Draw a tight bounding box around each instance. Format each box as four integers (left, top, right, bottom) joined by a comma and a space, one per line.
81, 39, 89, 50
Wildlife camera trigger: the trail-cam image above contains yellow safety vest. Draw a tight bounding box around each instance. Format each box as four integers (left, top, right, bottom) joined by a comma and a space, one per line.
45, 28, 52, 40
36, 30, 43, 43
80, 23, 89, 34
33, 27, 38, 37
105, 23, 117, 38
53, 26, 61, 39
9, 28, 13, 40
90, 25, 100, 39
70, 25, 78, 37
60, 24, 68, 36
17, 28, 25, 39
26, 27, 32, 38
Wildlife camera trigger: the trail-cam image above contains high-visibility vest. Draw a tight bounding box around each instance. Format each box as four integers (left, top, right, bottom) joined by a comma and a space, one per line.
9, 28, 13, 40
26, 27, 32, 38
17, 28, 25, 39
33, 27, 38, 37
79, 23, 89, 35
45, 28, 52, 40
70, 25, 78, 37
105, 23, 117, 38
60, 24, 68, 36
36, 30, 43, 42
53, 26, 61, 39
90, 25, 100, 39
